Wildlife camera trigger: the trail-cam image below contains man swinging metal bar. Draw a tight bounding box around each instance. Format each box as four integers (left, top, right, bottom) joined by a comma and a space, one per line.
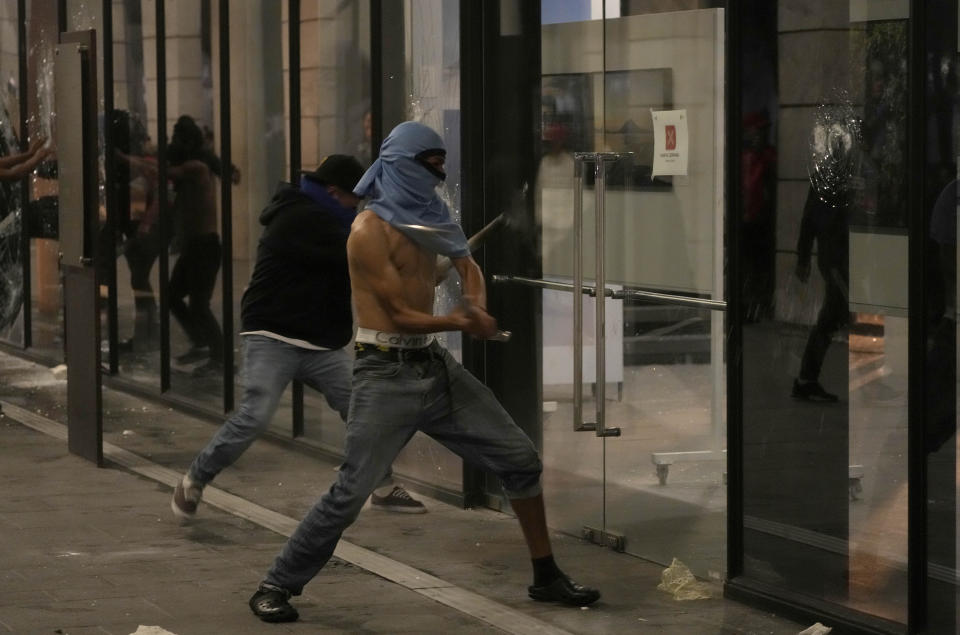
249, 121, 597, 623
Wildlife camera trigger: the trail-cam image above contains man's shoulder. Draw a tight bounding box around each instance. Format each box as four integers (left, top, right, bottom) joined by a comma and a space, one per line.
351, 209, 387, 236
347, 210, 391, 257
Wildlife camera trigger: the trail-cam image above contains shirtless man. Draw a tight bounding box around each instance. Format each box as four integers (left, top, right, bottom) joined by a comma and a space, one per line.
248, 121, 599, 623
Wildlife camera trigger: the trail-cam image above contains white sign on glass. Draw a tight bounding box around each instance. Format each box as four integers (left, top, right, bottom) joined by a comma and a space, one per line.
651, 109, 688, 177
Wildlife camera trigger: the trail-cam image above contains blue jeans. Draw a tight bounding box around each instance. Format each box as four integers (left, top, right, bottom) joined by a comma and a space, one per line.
188, 335, 393, 489
264, 341, 543, 594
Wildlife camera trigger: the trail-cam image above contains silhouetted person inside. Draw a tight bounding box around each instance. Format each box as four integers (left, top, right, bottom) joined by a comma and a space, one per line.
166, 115, 224, 376
107, 110, 162, 351
792, 183, 850, 402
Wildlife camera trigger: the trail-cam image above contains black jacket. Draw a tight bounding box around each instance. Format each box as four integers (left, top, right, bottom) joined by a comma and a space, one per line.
240, 183, 354, 349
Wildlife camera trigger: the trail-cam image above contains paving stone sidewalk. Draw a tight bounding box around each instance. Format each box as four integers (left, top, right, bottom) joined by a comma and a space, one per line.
0, 350, 807, 634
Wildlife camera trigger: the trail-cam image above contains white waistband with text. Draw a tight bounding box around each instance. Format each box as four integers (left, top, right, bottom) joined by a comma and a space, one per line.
355, 327, 435, 349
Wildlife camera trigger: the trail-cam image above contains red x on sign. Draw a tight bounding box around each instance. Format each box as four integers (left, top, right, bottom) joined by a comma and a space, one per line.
665, 125, 677, 150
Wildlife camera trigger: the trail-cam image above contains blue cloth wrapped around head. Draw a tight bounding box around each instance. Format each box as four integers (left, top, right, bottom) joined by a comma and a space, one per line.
353, 121, 469, 258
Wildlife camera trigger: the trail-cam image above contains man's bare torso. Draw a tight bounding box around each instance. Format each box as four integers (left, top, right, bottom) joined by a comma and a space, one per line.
348, 210, 437, 333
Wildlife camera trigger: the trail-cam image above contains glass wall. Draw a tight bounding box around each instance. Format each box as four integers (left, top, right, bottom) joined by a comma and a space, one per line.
230, 0, 290, 433
110, 0, 161, 385
298, 0, 370, 450
534, 0, 727, 579
738, 1, 910, 627
26, 0, 62, 362
0, 1, 24, 346
922, 3, 959, 632
161, 0, 225, 405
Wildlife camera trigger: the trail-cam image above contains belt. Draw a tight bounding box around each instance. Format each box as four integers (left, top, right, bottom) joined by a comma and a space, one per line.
355, 341, 435, 362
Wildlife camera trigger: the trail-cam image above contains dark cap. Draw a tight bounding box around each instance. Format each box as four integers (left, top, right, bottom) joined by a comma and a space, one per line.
301, 154, 365, 192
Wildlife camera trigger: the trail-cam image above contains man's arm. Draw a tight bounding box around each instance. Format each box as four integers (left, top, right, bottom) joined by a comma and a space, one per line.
452, 255, 487, 311
0, 138, 51, 181
452, 255, 497, 338
0, 137, 45, 169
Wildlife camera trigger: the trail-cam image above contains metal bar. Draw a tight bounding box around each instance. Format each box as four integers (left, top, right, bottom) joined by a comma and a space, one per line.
370, 0, 383, 154
156, 0, 170, 392
617, 289, 727, 311
102, 0, 119, 375
593, 155, 618, 438
289, 0, 301, 179
572, 156, 591, 432
218, 0, 234, 411
491, 275, 722, 313
17, 0, 30, 349
724, 0, 744, 585
906, 0, 928, 630
289, 0, 304, 439
490, 275, 611, 296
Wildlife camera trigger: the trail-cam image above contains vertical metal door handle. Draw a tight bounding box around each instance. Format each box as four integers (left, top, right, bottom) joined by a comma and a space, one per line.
572, 155, 593, 432
593, 155, 620, 438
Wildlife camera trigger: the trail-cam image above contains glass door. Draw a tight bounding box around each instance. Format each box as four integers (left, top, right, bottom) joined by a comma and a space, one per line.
731, 2, 916, 631
497, 3, 727, 579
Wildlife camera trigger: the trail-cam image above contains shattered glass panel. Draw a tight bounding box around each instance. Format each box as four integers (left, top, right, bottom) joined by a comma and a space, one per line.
0, 1, 23, 345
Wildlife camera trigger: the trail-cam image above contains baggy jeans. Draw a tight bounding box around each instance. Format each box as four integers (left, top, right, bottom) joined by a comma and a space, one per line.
188, 335, 394, 489
263, 341, 543, 594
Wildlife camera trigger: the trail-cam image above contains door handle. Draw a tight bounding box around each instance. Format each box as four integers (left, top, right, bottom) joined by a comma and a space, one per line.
590, 154, 620, 437
572, 156, 590, 432
572, 153, 621, 437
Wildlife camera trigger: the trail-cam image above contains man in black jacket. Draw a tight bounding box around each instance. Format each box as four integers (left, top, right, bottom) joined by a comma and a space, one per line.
171, 154, 425, 517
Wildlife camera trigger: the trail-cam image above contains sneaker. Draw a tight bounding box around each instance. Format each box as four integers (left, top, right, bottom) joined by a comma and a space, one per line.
171, 474, 203, 520
175, 345, 209, 365
370, 485, 427, 514
791, 379, 839, 403
249, 583, 299, 623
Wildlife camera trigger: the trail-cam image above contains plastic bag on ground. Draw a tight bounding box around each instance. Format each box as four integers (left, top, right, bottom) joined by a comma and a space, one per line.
656, 557, 713, 600
797, 623, 832, 635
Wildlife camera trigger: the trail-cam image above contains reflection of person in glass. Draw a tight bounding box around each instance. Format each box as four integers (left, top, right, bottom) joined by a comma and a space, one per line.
108, 110, 162, 351
166, 115, 224, 376
0, 135, 51, 334
792, 179, 850, 403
